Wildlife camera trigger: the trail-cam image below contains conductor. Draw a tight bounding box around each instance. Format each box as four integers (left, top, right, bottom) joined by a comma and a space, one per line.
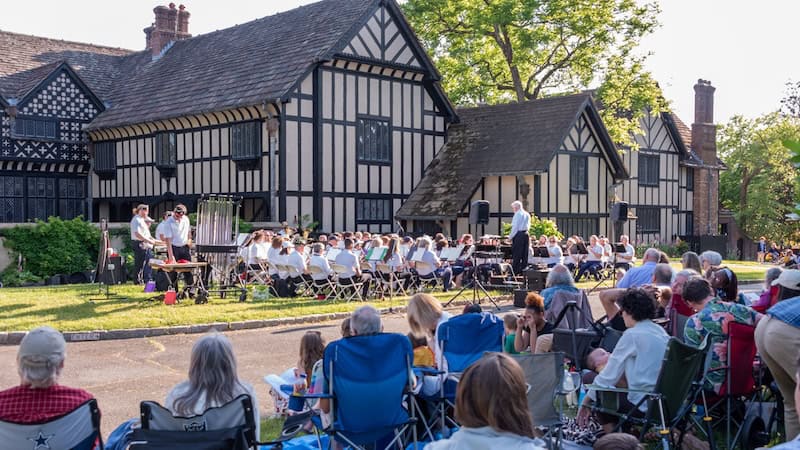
509, 200, 531, 274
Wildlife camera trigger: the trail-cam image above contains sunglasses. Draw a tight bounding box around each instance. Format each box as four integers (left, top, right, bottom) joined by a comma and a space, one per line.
174, 210, 185, 215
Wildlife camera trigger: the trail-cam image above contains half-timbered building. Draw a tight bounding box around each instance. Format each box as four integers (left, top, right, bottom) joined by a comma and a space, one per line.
84, 0, 454, 232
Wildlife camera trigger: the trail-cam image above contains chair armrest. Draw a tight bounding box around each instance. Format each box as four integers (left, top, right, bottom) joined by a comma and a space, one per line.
584, 384, 654, 395
300, 393, 333, 400
413, 367, 444, 376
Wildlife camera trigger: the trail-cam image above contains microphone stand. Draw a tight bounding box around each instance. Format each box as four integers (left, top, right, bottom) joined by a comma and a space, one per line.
444, 255, 499, 310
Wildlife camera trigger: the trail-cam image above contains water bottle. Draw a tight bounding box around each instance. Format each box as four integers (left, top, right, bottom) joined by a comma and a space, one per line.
289, 374, 307, 412
563, 370, 576, 406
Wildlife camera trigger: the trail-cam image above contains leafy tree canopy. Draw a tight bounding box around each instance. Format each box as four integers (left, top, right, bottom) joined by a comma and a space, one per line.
718, 113, 800, 243
403, 0, 665, 147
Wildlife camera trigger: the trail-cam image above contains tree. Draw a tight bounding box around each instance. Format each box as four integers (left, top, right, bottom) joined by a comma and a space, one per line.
781, 80, 800, 118
718, 113, 800, 242
402, 0, 664, 147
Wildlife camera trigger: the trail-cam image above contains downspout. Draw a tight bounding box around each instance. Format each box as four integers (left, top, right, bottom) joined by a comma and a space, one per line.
265, 101, 280, 222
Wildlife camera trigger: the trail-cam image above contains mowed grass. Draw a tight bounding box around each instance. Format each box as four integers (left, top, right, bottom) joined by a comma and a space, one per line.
0, 283, 481, 333
0, 260, 768, 333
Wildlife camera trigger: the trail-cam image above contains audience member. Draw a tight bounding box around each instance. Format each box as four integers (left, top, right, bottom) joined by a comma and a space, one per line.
0, 326, 95, 424
340, 317, 352, 338
669, 269, 699, 317
658, 251, 670, 264
599, 284, 663, 331
681, 251, 702, 274
577, 288, 669, 433
426, 353, 546, 449
616, 248, 661, 289
462, 303, 483, 314
540, 264, 579, 309
770, 353, 800, 448
408, 333, 435, 367
407, 293, 452, 394
503, 314, 519, 354
709, 267, 742, 303
298, 331, 325, 381
699, 250, 722, 278
165, 333, 259, 437
682, 277, 761, 394
514, 293, 555, 353
593, 432, 642, 450
755, 269, 800, 440
752, 267, 783, 313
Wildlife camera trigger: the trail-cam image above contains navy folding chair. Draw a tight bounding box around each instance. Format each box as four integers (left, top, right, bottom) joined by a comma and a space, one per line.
317, 333, 418, 450
423, 312, 505, 435
0, 398, 102, 450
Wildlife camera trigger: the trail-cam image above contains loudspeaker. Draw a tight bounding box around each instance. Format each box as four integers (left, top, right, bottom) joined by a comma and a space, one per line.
525, 269, 548, 292
611, 202, 629, 222
100, 256, 126, 284
469, 200, 490, 225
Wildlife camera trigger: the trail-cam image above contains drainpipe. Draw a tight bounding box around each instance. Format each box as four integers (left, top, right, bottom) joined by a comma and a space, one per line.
265, 102, 280, 222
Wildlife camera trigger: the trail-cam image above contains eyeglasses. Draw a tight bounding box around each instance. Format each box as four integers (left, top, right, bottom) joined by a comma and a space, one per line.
174, 210, 185, 216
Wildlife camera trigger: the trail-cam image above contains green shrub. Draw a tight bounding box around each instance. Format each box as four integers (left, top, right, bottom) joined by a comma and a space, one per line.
2, 217, 101, 279
0, 268, 43, 287
502, 214, 563, 240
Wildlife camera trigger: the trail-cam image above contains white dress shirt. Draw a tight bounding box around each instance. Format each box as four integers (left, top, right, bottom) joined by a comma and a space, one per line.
334, 250, 359, 278
587, 319, 669, 411
161, 215, 191, 247
586, 244, 604, 262
286, 249, 306, 275
130, 215, 153, 249
308, 254, 333, 280
266, 246, 282, 275
246, 243, 268, 265
154, 221, 170, 242
509, 208, 531, 238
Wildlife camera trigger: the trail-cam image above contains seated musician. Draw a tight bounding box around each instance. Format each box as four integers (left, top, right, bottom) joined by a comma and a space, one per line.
615, 235, 635, 270
565, 237, 582, 273
575, 235, 604, 282
380, 237, 413, 290
335, 238, 370, 297
414, 237, 453, 292
600, 236, 613, 267
546, 236, 563, 268
326, 235, 340, 251
246, 230, 269, 270
285, 238, 308, 297
273, 241, 293, 297
452, 234, 474, 287
435, 239, 448, 258
308, 243, 333, 282
267, 236, 283, 281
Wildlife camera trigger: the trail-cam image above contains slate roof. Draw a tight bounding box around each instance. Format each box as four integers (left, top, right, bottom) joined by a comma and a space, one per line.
88, 0, 379, 129
0, 30, 145, 100
396, 93, 626, 220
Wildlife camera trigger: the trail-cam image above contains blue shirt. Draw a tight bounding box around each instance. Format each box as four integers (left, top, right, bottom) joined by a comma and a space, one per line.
767, 296, 800, 328
541, 285, 579, 309
616, 261, 658, 289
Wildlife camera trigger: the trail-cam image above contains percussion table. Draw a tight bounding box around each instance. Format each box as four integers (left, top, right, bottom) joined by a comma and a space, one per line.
150, 261, 209, 304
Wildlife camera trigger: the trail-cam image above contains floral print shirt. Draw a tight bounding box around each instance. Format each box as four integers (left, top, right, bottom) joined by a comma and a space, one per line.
684, 299, 759, 393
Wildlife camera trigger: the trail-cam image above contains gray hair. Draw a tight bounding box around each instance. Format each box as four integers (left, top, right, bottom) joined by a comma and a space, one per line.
417, 237, 432, 250
699, 250, 722, 267
643, 248, 661, 262
675, 269, 699, 280
766, 267, 783, 286
653, 263, 674, 285
18, 354, 64, 388
171, 332, 245, 416
546, 264, 576, 288
350, 305, 382, 336
311, 243, 324, 254
511, 200, 523, 209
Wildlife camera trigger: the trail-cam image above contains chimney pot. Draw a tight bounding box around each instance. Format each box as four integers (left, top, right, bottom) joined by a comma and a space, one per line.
179, 4, 186, 10
147, 3, 186, 58
169, 2, 176, 9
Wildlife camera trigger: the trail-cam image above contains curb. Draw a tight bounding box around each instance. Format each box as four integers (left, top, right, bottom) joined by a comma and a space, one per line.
0, 297, 512, 346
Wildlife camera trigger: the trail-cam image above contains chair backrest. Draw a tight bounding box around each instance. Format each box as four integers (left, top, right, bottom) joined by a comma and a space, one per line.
415, 261, 434, 273
140, 394, 256, 447
719, 322, 757, 397
512, 352, 564, 428
437, 312, 505, 373
323, 333, 413, 445
308, 264, 324, 275
546, 290, 594, 330
668, 308, 690, 341
652, 337, 708, 425
286, 265, 303, 277
0, 399, 102, 450
330, 263, 349, 275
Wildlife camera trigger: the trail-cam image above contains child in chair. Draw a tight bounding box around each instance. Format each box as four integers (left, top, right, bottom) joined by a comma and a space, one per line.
408, 333, 435, 367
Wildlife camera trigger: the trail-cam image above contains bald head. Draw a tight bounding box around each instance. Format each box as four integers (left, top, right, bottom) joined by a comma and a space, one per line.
643, 248, 661, 263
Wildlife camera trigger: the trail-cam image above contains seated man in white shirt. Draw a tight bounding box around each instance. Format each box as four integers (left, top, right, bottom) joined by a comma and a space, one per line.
615, 235, 636, 270
334, 238, 369, 298
285, 239, 308, 297
575, 235, 605, 282
308, 243, 333, 292
546, 236, 563, 268
413, 237, 453, 292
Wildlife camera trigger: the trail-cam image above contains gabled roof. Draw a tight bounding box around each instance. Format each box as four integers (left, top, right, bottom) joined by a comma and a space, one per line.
88, 0, 386, 130
0, 30, 144, 101
663, 111, 725, 168
396, 93, 625, 220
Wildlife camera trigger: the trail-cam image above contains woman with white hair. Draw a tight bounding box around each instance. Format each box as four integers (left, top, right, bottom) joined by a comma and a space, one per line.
0, 326, 95, 423
166, 333, 259, 436
539, 264, 579, 309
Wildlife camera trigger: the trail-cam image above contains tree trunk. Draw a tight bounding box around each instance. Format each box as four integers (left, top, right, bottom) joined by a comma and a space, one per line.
491, 24, 525, 102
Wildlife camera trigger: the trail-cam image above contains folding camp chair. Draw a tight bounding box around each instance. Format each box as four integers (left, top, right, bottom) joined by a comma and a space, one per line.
668, 308, 690, 341
129, 394, 257, 450
0, 399, 103, 450
513, 352, 567, 449
548, 290, 603, 370
419, 312, 505, 436
587, 337, 708, 449
697, 323, 770, 449
309, 333, 418, 450
286, 265, 314, 297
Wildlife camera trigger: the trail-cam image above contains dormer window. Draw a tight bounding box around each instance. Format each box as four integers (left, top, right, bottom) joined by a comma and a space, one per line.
13, 117, 57, 140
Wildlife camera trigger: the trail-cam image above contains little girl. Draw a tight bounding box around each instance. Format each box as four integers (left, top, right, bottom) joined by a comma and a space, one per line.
408, 333, 435, 367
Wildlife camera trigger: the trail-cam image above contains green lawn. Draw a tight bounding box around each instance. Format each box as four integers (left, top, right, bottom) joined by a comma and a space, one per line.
0, 284, 482, 333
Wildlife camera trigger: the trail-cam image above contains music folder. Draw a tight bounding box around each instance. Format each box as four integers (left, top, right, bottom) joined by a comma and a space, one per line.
439, 245, 464, 261
533, 246, 550, 258
366, 247, 387, 261
613, 243, 627, 253
576, 243, 589, 255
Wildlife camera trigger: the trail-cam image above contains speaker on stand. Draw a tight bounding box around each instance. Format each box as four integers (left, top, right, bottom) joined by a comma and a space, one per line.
610, 201, 628, 243
469, 200, 490, 225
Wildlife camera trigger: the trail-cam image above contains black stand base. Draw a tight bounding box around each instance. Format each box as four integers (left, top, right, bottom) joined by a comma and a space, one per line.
444, 266, 499, 310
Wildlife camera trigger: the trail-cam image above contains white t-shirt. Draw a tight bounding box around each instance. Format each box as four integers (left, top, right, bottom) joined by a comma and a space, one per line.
130, 215, 153, 248
334, 250, 359, 278
154, 221, 170, 242
162, 215, 191, 247
164, 380, 260, 439
586, 244, 604, 262
286, 250, 306, 275
246, 243, 268, 265
267, 246, 282, 275
546, 245, 563, 265
618, 243, 636, 263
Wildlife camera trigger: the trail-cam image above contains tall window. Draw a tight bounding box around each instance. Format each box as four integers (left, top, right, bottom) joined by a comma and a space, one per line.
0, 176, 25, 222
639, 154, 660, 186
686, 167, 694, 191
357, 118, 391, 164
556, 217, 598, 239
356, 198, 392, 223
59, 178, 85, 219
93, 141, 117, 178
27, 177, 56, 220
569, 156, 588, 192
637, 207, 660, 233
13, 117, 57, 139
685, 212, 694, 236
155, 132, 177, 176
230, 121, 262, 166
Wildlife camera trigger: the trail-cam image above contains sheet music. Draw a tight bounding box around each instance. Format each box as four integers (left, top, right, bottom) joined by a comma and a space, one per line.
411, 250, 425, 262
367, 247, 387, 261
326, 248, 341, 261
399, 244, 410, 258
439, 245, 463, 261
236, 233, 251, 246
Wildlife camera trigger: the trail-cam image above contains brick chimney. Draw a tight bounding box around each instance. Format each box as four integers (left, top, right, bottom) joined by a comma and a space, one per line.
144, 3, 191, 58
691, 79, 720, 236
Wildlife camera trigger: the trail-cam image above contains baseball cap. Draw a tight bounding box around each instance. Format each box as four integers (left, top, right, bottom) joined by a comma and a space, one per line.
18, 326, 66, 361
772, 269, 800, 290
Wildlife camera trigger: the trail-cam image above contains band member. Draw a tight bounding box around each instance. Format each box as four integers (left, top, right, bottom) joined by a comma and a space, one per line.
615, 235, 636, 270
130, 204, 156, 284
509, 200, 531, 274
154, 211, 172, 242
162, 204, 193, 285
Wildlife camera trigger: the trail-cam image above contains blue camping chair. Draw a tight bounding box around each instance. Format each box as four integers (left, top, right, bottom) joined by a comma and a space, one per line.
315, 333, 418, 450
0, 398, 103, 450
420, 312, 505, 436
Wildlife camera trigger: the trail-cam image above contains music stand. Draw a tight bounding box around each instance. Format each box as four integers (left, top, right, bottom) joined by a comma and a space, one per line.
533, 246, 550, 259
88, 219, 126, 301
444, 251, 499, 310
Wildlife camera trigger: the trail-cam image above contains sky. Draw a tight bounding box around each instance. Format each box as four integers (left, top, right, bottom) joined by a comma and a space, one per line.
1, 0, 797, 124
